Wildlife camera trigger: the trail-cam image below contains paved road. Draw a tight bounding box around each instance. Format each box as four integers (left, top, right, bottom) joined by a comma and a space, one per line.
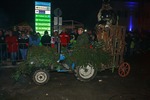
0, 51, 150, 100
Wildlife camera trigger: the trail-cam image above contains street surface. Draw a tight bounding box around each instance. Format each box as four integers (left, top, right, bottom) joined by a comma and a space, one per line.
0, 51, 150, 100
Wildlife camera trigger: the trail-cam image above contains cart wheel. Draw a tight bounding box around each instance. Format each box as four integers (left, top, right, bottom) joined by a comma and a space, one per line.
118, 62, 130, 77
32, 69, 49, 85
75, 63, 97, 82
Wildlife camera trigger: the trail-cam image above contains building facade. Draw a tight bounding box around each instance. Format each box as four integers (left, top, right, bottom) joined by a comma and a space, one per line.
111, 0, 150, 32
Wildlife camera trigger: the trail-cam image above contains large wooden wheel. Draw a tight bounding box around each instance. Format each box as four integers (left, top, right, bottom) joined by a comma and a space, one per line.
118, 62, 130, 77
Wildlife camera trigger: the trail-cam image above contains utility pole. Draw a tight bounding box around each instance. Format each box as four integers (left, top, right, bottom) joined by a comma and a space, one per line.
54, 8, 62, 54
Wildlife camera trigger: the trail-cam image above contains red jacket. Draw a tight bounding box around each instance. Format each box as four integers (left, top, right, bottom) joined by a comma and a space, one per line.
59, 32, 70, 47
5, 36, 18, 52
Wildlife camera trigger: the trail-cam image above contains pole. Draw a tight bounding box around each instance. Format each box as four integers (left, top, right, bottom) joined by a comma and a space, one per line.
57, 13, 61, 54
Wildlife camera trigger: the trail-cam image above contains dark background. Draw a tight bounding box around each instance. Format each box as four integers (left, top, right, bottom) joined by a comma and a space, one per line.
0, 0, 146, 29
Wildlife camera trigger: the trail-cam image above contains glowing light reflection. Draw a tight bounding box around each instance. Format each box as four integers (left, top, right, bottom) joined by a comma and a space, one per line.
129, 16, 133, 31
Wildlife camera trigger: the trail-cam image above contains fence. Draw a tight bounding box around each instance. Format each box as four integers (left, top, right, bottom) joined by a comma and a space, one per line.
0, 43, 52, 66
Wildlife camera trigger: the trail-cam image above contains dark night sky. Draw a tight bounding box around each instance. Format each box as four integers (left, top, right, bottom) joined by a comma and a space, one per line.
0, 0, 143, 29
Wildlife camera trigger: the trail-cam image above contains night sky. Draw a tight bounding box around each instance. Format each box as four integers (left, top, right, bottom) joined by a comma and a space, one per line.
0, 0, 143, 29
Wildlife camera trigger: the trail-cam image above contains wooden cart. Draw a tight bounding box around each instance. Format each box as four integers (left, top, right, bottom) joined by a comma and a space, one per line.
95, 24, 131, 77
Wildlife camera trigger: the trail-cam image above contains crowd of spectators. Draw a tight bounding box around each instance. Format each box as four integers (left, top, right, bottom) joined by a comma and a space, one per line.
0, 26, 149, 66
0, 27, 49, 65
0, 27, 97, 66
124, 30, 150, 58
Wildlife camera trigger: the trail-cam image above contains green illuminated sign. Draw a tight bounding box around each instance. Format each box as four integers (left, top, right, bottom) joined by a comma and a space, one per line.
35, 14, 51, 18
35, 1, 51, 36
35, 23, 51, 26
35, 18, 51, 22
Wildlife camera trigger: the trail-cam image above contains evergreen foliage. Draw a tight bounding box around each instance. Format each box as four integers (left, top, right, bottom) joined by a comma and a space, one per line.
13, 42, 112, 80
65, 41, 112, 68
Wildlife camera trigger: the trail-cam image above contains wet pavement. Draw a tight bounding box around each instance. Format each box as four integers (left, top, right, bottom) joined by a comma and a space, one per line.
0, 51, 150, 100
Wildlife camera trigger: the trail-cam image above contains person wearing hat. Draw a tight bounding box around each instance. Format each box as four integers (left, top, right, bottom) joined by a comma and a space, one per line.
41, 30, 51, 46
75, 27, 89, 48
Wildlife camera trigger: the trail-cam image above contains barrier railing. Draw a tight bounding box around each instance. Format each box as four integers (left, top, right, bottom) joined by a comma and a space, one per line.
0, 43, 52, 66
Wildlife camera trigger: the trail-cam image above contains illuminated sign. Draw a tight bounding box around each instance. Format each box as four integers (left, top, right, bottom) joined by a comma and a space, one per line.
35, 1, 51, 36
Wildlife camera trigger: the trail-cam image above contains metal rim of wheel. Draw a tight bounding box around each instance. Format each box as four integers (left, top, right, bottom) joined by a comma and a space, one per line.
33, 70, 49, 84
78, 64, 95, 79
118, 62, 130, 77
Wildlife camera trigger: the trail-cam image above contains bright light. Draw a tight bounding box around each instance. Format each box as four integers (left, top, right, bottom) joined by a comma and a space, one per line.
84, 29, 87, 32
129, 16, 133, 31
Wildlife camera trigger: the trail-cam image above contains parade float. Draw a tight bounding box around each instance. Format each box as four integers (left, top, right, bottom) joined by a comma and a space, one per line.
95, 0, 130, 77
13, 0, 130, 85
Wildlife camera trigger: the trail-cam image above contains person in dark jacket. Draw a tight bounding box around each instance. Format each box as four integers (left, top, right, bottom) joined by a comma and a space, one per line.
0, 30, 7, 64
18, 31, 29, 60
41, 30, 51, 46
75, 27, 89, 48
